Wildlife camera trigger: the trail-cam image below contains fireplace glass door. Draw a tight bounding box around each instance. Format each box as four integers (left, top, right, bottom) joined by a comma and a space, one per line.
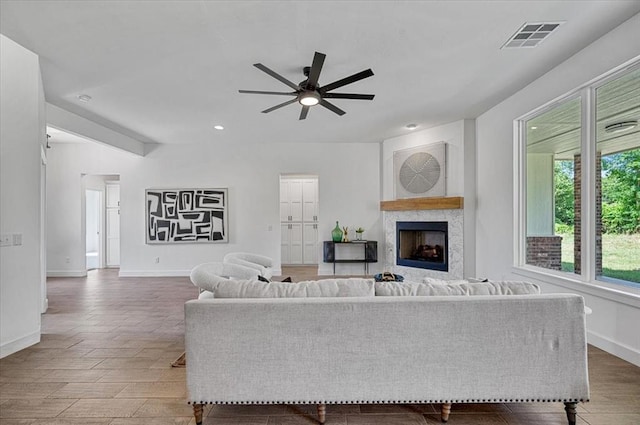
396, 221, 448, 271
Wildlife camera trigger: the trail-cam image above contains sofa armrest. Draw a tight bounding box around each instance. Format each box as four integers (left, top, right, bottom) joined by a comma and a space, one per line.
224, 252, 273, 268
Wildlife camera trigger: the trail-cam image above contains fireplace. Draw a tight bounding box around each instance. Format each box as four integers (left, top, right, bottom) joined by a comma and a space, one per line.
396, 221, 448, 272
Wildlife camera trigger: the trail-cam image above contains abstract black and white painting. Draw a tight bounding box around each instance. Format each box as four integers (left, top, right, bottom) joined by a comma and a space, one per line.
146, 188, 228, 244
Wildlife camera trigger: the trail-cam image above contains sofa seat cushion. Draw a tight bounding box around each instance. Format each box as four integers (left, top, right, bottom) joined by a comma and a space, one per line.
376, 280, 540, 296
213, 278, 375, 298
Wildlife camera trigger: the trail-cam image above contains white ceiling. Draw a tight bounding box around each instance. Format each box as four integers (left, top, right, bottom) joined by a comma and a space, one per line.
2, 1, 639, 146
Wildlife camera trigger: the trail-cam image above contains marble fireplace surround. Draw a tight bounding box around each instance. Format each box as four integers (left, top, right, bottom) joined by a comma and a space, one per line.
381, 197, 464, 281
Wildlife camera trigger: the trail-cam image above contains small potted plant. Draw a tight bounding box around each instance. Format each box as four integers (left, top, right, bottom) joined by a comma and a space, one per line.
355, 227, 365, 241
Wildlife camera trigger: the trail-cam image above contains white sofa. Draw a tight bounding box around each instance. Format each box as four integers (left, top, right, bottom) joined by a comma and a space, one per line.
223, 252, 274, 279
185, 280, 589, 425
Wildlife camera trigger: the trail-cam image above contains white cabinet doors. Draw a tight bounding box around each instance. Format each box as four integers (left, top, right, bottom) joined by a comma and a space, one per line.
105, 183, 120, 267
106, 184, 120, 208
281, 223, 303, 265
303, 223, 318, 264
302, 179, 318, 222
280, 179, 303, 222
280, 177, 318, 265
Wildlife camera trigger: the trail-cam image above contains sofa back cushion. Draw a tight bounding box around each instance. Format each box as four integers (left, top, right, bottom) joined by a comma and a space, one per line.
465, 281, 541, 295
375, 281, 468, 296
375, 280, 540, 296
213, 278, 375, 298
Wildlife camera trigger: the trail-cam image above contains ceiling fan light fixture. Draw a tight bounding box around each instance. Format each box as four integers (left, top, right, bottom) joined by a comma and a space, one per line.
299, 91, 320, 106
406, 124, 418, 130
604, 120, 637, 134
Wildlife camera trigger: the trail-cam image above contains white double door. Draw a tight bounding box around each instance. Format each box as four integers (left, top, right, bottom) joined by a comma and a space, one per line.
281, 177, 318, 265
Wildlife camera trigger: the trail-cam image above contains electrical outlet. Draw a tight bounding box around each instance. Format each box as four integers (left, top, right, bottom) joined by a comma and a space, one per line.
65, 257, 70, 264
155, 257, 160, 263
268, 225, 273, 231
12, 233, 22, 246
0, 234, 11, 247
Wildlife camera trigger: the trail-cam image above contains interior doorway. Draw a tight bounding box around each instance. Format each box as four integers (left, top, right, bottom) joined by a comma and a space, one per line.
82, 175, 120, 271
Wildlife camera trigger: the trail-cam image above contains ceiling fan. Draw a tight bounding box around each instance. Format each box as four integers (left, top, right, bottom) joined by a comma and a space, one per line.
239, 51, 375, 120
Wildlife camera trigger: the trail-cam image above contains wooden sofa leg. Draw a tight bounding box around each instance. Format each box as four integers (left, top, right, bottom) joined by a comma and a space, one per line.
317, 403, 326, 424
564, 401, 577, 425
193, 403, 204, 425
441, 403, 452, 423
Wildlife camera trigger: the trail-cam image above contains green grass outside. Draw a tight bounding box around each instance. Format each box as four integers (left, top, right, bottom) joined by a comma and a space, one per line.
559, 232, 640, 283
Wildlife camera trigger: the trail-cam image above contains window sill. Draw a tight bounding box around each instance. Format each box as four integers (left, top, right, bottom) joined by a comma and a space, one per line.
512, 265, 640, 309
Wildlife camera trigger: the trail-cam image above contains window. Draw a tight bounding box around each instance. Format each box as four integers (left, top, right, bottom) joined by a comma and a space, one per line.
518, 63, 639, 289
595, 70, 640, 285
525, 97, 581, 276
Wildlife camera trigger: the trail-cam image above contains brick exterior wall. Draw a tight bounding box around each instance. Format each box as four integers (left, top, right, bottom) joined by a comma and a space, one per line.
573, 153, 603, 275
527, 236, 563, 270
574, 154, 581, 273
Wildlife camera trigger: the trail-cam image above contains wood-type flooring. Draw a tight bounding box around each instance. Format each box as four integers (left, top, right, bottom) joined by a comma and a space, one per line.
1, 267, 638, 425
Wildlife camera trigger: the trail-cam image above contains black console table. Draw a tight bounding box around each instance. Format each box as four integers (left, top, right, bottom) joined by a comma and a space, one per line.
323, 241, 378, 274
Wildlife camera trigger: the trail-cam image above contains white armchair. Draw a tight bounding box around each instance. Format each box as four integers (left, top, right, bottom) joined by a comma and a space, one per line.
190, 262, 261, 299
223, 252, 274, 279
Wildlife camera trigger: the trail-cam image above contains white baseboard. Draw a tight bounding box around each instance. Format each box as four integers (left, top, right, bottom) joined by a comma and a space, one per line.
118, 270, 191, 277
1, 330, 40, 359
47, 270, 87, 277
588, 330, 640, 367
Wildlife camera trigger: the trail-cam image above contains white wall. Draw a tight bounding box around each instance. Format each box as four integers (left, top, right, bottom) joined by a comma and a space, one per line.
476, 13, 640, 366
46, 141, 382, 277
0, 35, 46, 357
381, 119, 476, 277
46, 144, 139, 276
382, 120, 467, 200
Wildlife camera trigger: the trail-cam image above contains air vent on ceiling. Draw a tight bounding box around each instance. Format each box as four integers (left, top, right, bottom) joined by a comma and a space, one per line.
502, 22, 564, 49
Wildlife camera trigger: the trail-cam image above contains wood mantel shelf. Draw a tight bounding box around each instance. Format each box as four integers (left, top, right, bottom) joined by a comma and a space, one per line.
380, 196, 464, 211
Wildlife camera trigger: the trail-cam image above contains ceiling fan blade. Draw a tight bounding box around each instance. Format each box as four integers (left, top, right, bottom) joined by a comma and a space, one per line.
319, 99, 346, 116
305, 52, 326, 89
320, 69, 374, 93
299, 105, 310, 120
239, 90, 297, 96
262, 98, 298, 114
254, 63, 299, 90
323, 93, 375, 100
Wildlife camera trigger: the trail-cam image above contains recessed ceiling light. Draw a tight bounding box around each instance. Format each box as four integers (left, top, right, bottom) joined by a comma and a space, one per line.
530, 126, 538, 130
214, 125, 224, 130
77, 94, 92, 102
604, 120, 637, 134
406, 124, 418, 130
